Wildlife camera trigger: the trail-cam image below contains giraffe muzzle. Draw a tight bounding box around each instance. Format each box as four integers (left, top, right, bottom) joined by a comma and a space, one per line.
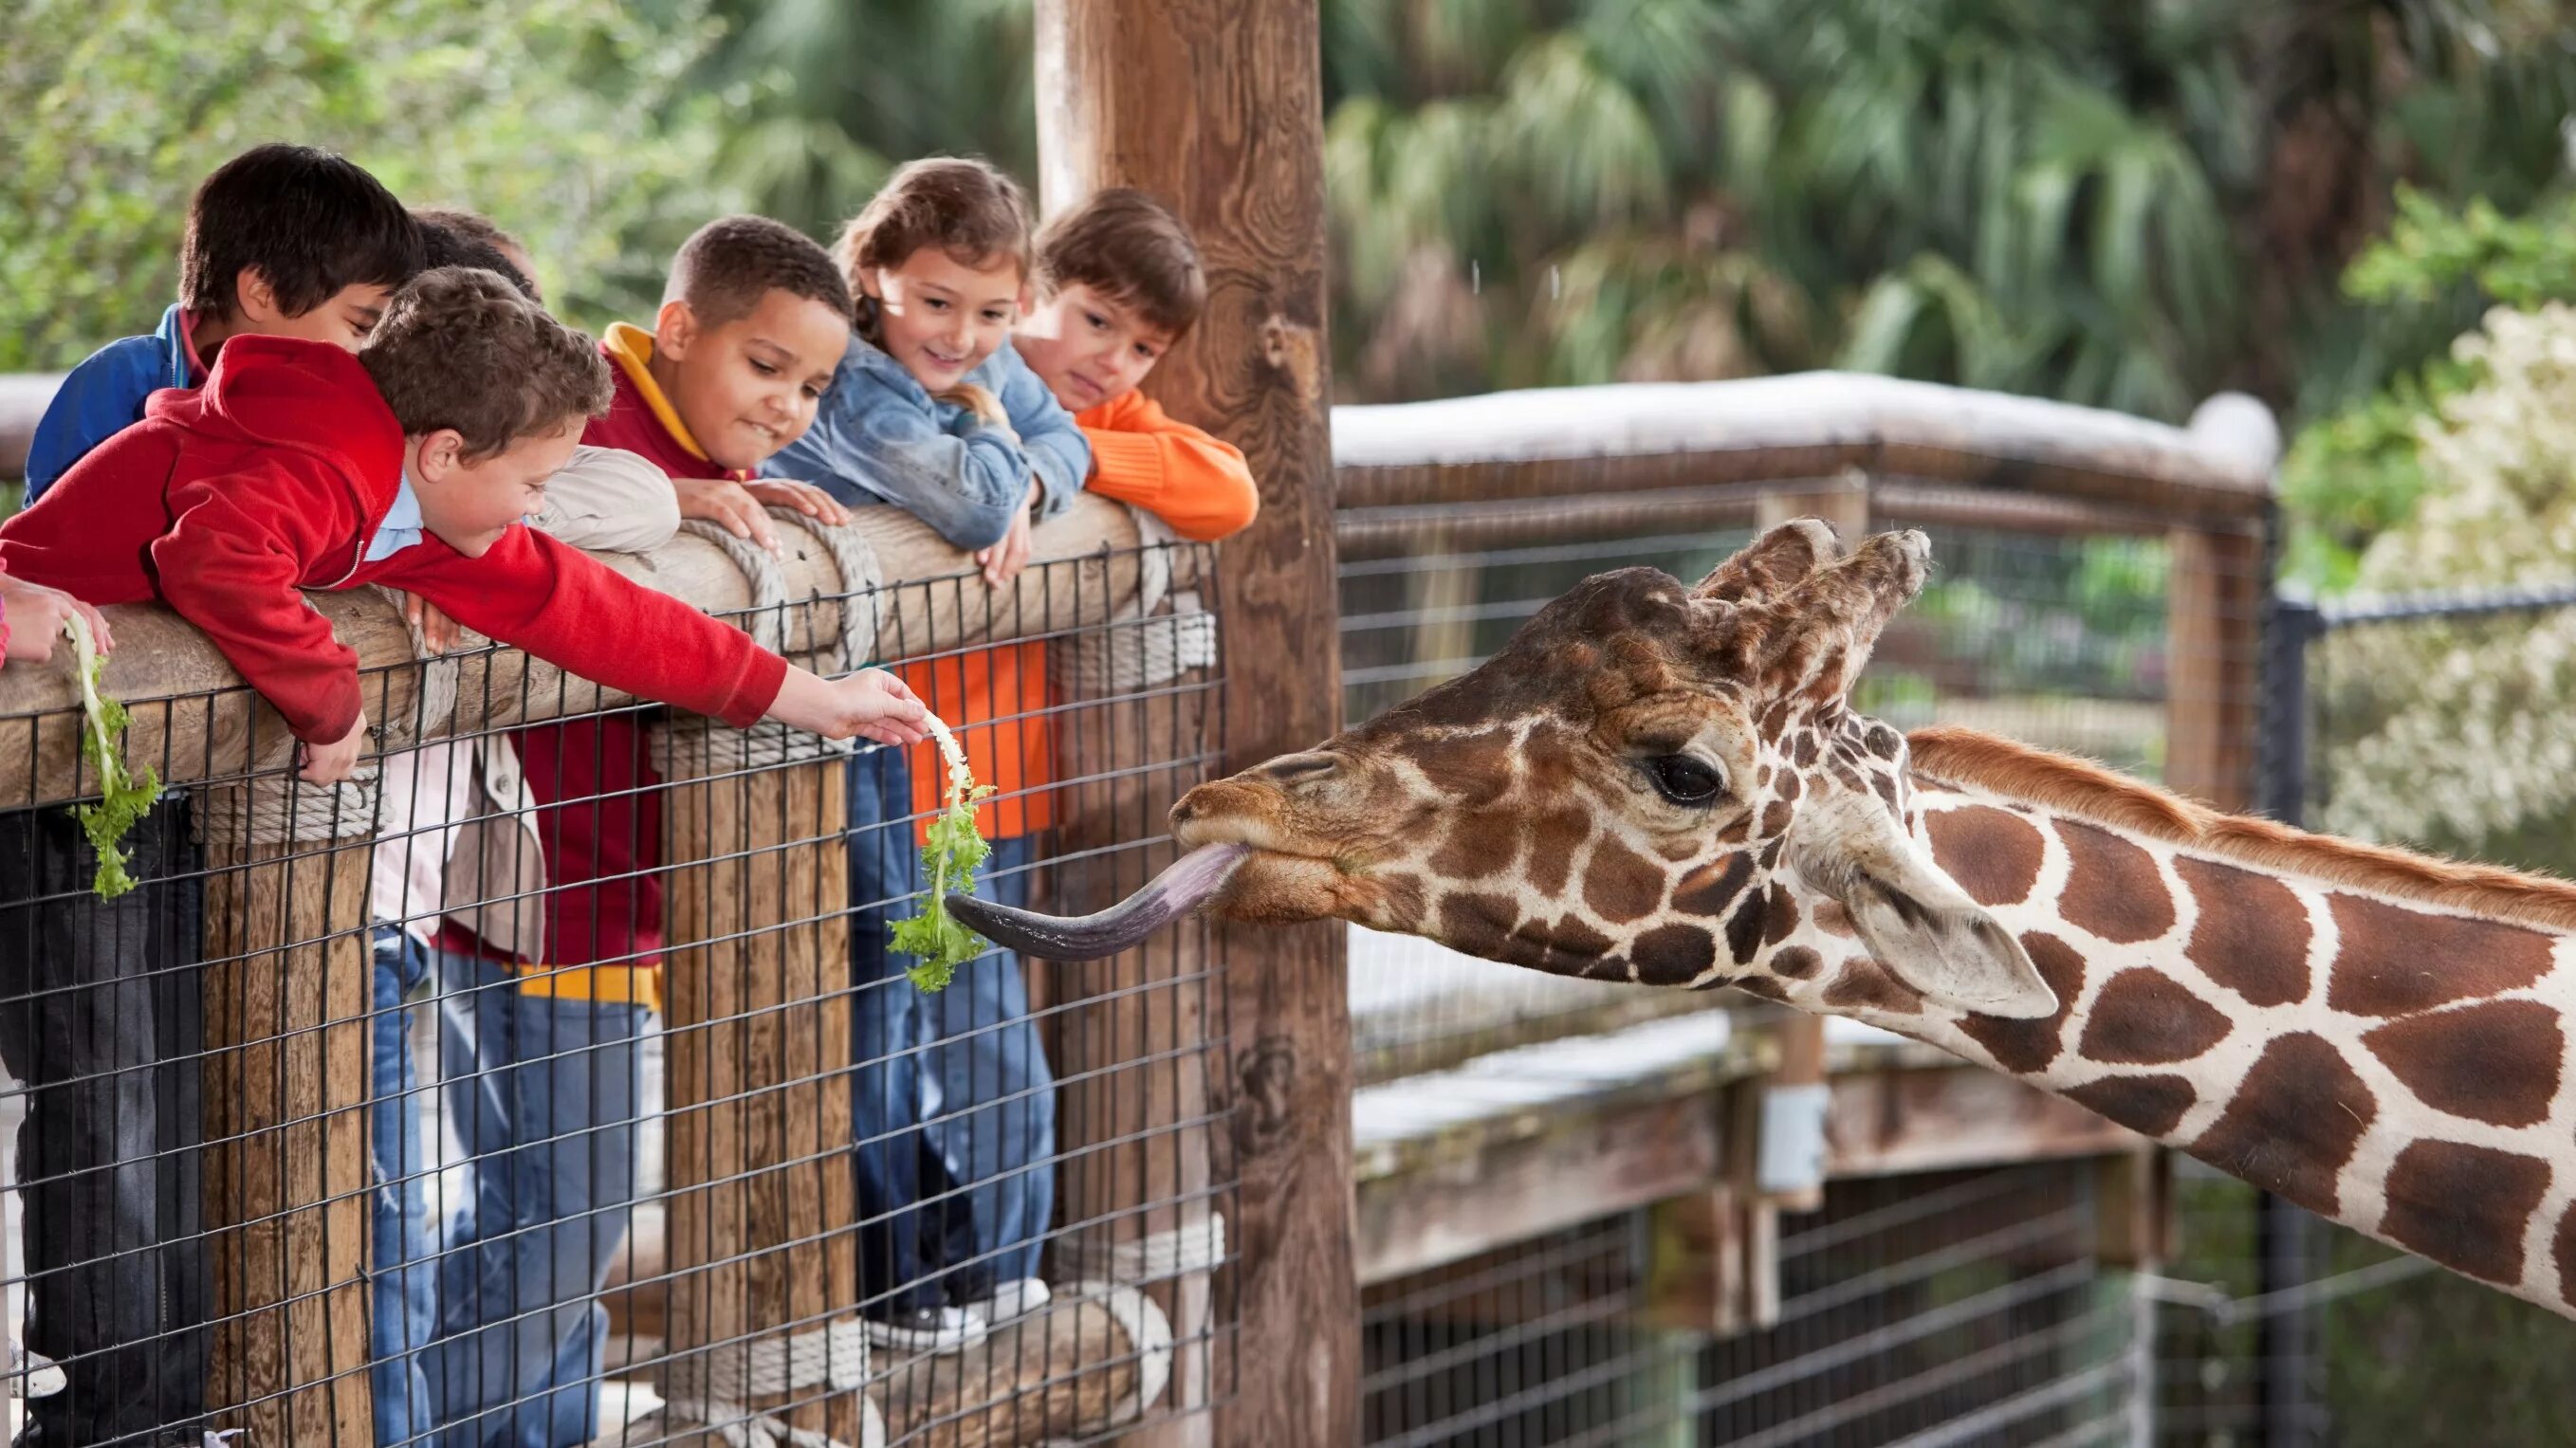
945, 842, 1252, 960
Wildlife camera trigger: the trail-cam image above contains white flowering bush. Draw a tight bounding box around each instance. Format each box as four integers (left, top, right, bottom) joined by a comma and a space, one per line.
2314, 302, 2576, 862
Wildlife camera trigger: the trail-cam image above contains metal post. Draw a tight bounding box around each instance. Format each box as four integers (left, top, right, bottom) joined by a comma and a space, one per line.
2253, 583, 2320, 1446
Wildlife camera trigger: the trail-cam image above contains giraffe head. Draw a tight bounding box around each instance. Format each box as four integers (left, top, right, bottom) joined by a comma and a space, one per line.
962, 522, 2056, 1017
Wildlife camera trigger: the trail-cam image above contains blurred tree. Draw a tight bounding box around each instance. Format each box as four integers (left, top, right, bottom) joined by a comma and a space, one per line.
0, 0, 745, 369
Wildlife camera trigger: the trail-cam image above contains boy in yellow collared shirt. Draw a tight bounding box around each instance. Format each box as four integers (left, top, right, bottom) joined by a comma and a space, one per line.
423, 215, 858, 1448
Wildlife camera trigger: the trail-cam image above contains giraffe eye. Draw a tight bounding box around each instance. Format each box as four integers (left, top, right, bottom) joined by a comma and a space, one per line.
1644, 755, 1724, 806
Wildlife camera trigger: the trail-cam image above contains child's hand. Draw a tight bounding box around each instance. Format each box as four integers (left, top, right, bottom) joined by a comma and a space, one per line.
743, 479, 853, 527
767, 666, 929, 746
300, 709, 369, 784
674, 475, 786, 558
974, 503, 1036, 588
1, 577, 112, 664
392, 590, 464, 653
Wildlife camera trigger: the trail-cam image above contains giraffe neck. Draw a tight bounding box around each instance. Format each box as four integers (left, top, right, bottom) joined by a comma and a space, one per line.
1796, 763, 2576, 1320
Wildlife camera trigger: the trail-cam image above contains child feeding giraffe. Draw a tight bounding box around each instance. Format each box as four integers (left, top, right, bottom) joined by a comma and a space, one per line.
953, 519, 2576, 1326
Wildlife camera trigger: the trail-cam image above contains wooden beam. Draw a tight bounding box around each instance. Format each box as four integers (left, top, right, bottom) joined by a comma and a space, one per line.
2165, 522, 2265, 811
1035, 2, 1354, 1443
1822, 1066, 2146, 1178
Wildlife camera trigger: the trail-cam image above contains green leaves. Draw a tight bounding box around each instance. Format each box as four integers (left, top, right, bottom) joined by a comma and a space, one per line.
888, 721, 997, 994
64, 614, 156, 900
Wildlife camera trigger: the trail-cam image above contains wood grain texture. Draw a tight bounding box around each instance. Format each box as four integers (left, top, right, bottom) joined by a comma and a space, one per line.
198, 795, 374, 1442
658, 748, 866, 1445
1037, 1, 1355, 1443
2165, 523, 2264, 812
874, 1287, 1163, 1447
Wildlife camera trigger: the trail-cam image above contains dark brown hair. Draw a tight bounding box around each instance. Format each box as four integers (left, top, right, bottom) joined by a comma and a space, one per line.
359, 267, 613, 461
667, 215, 855, 329
180, 144, 423, 323
1037, 188, 1207, 337
836, 157, 1034, 312
414, 210, 538, 302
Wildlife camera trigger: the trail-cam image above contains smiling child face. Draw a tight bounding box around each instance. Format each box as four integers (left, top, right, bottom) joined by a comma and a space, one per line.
862, 247, 1027, 393
658, 286, 852, 471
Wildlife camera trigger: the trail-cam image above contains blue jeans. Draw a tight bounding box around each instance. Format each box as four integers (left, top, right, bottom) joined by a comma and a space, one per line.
423, 948, 645, 1448
370, 927, 439, 1447
847, 746, 1056, 1317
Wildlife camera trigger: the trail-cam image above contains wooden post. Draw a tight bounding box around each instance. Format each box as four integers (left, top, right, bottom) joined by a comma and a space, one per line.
647, 723, 873, 1447
197, 779, 376, 1442
2165, 523, 2264, 811
1035, 2, 1356, 1443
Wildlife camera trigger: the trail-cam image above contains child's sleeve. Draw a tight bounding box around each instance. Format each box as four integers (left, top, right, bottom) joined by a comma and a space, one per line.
375, 530, 789, 728
1079, 393, 1262, 541
997, 351, 1094, 524
532, 446, 682, 553
765, 387, 1035, 551
150, 474, 367, 744
23, 339, 166, 504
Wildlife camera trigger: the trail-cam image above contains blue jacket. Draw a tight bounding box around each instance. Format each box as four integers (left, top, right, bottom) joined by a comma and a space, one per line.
25, 304, 202, 504
762, 334, 1091, 550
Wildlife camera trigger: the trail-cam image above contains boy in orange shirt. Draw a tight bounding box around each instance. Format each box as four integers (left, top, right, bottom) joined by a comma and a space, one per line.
1012, 187, 1260, 541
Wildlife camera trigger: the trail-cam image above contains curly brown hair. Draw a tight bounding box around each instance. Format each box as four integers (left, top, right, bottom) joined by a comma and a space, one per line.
835, 157, 1033, 306
359, 267, 613, 461
1037, 188, 1207, 338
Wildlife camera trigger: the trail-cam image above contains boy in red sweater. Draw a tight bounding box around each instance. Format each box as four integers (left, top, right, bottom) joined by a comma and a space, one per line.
1012, 187, 1260, 541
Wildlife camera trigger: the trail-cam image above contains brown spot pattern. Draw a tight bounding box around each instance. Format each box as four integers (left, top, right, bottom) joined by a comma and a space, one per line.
2188, 1033, 2374, 1217
1672, 853, 1754, 919
2379, 1140, 2551, 1285
1431, 814, 1519, 882
1522, 809, 1589, 896
1958, 932, 2087, 1074
1772, 945, 1822, 979
1513, 914, 1616, 976
1410, 728, 1514, 807
2556, 1202, 2576, 1309
1730, 975, 1793, 1002
2054, 820, 2176, 944
1924, 806, 2046, 907
2325, 893, 2556, 1017
1584, 838, 1666, 924
1725, 890, 1768, 964
1631, 924, 1719, 984
1823, 957, 1924, 1016
1759, 799, 1794, 838
2078, 969, 2233, 1065
1438, 891, 1520, 962
2172, 855, 2311, 1006
1761, 884, 1800, 945
2362, 1000, 2566, 1128
1776, 772, 1801, 802
1812, 901, 1856, 937
2065, 1074, 2198, 1139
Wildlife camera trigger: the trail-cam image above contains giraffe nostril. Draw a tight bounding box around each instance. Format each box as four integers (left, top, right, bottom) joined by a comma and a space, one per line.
1260, 752, 1340, 785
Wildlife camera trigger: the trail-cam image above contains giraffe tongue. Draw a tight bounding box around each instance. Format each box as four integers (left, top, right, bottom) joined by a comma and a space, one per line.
945, 842, 1251, 960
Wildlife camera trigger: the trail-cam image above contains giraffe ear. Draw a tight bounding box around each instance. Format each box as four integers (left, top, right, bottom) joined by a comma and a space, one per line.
1841, 850, 2059, 1019
1693, 518, 1846, 603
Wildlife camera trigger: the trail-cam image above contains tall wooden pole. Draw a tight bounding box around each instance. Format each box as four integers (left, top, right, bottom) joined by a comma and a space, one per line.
1035, 5, 1358, 1445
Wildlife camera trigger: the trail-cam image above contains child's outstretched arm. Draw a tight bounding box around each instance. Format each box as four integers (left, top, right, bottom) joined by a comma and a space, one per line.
151, 477, 372, 749
371, 529, 925, 746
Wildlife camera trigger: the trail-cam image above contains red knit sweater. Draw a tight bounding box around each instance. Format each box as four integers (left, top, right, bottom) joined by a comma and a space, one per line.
0, 336, 787, 743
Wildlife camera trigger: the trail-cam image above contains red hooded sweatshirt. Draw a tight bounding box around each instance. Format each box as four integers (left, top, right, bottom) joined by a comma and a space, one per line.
0, 335, 787, 743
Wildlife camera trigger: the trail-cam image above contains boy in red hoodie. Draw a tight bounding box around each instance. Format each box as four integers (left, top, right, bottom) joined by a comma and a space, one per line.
0, 267, 925, 1448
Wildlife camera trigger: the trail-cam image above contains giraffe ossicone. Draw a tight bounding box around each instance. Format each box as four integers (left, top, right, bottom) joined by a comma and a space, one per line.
958, 522, 2576, 1319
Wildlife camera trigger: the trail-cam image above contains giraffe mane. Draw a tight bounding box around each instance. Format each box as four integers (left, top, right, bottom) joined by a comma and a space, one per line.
1907, 724, 2576, 935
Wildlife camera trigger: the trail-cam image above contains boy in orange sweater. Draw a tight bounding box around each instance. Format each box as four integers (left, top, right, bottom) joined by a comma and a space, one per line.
1012, 187, 1260, 541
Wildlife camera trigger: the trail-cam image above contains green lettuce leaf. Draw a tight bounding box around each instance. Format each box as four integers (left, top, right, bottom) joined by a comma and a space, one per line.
64, 614, 156, 899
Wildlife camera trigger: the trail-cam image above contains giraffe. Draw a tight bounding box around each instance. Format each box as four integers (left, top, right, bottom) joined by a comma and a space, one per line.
955, 521, 2576, 1319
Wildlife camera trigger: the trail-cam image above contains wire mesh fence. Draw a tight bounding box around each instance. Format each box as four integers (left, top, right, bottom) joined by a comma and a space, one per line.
0, 540, 1233, 1447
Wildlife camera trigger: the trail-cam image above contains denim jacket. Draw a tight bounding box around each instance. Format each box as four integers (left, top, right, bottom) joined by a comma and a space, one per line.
762, 333, 1091, 550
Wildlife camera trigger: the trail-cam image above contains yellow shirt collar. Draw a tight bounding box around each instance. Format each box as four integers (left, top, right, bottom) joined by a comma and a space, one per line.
601, 321, 713, 463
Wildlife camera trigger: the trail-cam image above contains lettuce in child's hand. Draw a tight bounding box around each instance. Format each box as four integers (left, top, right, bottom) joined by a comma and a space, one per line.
64, 613, 157, 899
888, 714, 997, 992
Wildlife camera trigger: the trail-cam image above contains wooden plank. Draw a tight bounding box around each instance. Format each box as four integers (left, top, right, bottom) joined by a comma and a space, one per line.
198, 796, 374, 1443
1823, 1067, 2146, 1179
2164, 523, 2265, 811
657, 744, 865, 1444
1357, 1090, 1721, 1287
1035, 0, 1355, 1441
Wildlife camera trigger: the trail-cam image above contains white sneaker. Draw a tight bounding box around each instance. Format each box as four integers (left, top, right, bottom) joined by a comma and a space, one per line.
960, 1278, 1051, 1325
863, 1305, 987, 1354
7, 1345, 64, 1399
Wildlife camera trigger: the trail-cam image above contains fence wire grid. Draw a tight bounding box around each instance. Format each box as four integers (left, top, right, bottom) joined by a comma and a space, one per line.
0, 541, 1235, 1448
